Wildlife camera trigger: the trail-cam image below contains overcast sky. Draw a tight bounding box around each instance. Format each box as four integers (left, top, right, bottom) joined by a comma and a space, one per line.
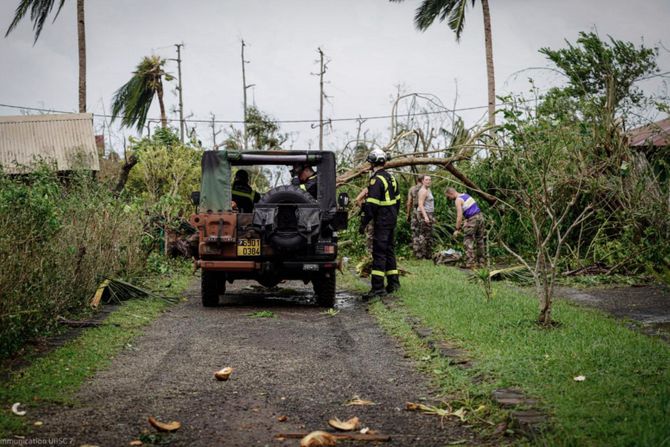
1, 0, 668, 151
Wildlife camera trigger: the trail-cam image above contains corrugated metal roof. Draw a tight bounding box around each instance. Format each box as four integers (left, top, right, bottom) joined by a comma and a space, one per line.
628, 117, 670, 147
0, 113, 100, 174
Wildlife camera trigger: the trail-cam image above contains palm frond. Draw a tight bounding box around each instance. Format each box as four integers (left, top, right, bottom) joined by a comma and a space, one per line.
5, 0, 67, 43
447, 0, 469, 41
111, 55, 168, 132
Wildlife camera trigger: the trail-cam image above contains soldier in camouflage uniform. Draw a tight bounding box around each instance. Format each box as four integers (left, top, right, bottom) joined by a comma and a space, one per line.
406, 175, 424, 258
415, 176, 435, 259
446, 187, 485, 268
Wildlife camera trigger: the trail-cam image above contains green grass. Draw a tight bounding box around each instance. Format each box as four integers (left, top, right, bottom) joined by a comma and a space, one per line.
248, 310, 276, 318
0, 263, 193, 438
369, 261, 670, 447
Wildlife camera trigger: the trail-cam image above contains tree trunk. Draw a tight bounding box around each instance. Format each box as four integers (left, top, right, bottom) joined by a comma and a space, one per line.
537, 254, 552, 325
157, 81, 167, 128
77, 0, 86, 113
114, 154, 138, 194
481, 0, 495, 129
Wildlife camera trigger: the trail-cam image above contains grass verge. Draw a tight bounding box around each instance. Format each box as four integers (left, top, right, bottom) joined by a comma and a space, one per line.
367, 260, 670, 446
0, 261, 193, 438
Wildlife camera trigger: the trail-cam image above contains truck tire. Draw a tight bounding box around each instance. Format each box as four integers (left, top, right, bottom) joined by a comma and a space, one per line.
257, 185, 319, 252
202, 270, 225, 307
313, 273, 336, 307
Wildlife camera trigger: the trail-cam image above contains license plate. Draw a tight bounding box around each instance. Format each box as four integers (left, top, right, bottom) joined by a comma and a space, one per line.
303, 264, 319, 271
237, 239, 261, 256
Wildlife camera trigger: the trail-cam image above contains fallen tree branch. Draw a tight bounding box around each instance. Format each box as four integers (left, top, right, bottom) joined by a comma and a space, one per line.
275, 432, 391, 442
336, 155, 468, 187
336, 154, 498, 206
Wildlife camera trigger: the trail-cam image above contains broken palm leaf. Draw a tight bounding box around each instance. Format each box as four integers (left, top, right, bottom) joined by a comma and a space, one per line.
300, 431, 337, 447
214, 367, 233, 381
345, 395, 375, 406
488, 265, 527, 280
148, 416, 181, 432
91, 277, 179, 307
328, 416, 360, 431
90, 279, 110, 308
405, 402, 467, 422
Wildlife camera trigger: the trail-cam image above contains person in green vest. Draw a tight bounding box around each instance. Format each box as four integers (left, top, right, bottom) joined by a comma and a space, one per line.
232, 169, 260, 213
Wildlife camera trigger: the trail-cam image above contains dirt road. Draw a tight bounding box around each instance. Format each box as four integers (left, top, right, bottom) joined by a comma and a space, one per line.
34, 281, 477, 446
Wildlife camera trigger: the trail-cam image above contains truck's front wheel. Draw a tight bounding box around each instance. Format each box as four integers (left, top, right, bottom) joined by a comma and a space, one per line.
313, 272, 336, 307
202, 270, 225, 307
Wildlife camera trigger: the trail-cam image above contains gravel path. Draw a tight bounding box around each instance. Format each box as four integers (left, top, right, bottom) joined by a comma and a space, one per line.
32, 280, 478, 446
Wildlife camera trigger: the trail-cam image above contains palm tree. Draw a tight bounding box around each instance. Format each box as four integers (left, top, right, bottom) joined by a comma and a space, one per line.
391, 0, 496, 127
111, 55, 173, 132
5, 0, 87, 113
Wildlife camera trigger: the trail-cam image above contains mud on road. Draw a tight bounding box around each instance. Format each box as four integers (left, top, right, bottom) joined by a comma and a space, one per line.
34, 280, 478, 446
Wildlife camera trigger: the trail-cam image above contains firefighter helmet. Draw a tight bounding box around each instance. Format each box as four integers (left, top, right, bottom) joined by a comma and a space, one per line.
366, 148, 387, 165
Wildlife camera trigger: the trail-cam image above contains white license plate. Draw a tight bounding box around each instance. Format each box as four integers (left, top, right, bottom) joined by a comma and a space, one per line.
303, 264, 319, 271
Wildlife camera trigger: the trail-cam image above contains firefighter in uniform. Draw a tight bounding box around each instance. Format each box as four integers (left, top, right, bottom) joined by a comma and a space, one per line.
359, 149, 401, 299
291, 164, 318, 199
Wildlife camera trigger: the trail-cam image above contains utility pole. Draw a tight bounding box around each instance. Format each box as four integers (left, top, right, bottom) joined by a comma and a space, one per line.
312, 48, 329, 151
318, 48, 325, 151
241, 40, 255, 150
174, 43, 185, 143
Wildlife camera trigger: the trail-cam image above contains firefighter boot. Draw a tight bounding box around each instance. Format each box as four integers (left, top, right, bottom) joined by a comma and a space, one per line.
386, 274, 400, 294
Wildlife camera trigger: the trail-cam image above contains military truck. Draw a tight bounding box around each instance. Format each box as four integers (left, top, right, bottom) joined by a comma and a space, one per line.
189, 150, 348, 307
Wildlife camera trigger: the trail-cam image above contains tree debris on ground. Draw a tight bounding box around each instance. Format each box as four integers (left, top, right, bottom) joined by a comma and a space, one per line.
327, 416, 360, 431
277, 431, 391, 444
405, 402, 467, 422
214, 367, 233, 381
344, 395, 375, 406
90, 278, 178, 308
147, 416, 181, 432
299, 431, 337, 447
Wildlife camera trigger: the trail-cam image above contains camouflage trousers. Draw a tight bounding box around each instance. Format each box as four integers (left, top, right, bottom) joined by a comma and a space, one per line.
413, 212, 434, 260
365, 221, 374, 252
463, 213, 486, 267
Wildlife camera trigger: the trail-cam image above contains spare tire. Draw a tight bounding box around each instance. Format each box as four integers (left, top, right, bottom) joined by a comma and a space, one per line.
256, 185, 319, 252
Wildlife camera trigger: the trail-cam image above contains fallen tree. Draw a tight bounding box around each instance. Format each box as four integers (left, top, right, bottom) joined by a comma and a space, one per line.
336, 154, 498, 205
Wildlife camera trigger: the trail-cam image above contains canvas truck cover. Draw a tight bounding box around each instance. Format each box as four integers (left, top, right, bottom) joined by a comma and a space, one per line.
199, 150, 337, 218
200, 151, 232, 212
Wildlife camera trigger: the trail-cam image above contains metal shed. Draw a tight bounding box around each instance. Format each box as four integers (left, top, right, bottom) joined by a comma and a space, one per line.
0, 113, 100, 174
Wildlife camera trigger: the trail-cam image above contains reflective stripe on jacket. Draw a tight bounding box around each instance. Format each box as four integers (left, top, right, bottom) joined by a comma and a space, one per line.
361, 169, 400, 228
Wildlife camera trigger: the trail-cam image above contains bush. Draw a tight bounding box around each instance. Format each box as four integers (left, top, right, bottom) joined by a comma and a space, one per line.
0, 167, 146, 358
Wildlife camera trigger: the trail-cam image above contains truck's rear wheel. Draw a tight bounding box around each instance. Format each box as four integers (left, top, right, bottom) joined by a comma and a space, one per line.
313, 272, 336, 307
202, 270, 225, 307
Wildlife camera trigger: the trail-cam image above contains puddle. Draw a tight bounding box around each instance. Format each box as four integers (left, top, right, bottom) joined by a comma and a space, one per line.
334, 291, 359, 309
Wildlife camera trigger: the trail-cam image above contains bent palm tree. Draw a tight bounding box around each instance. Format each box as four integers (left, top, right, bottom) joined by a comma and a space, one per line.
111, 55, 173, 132
391, 0, 496, 127
6, 0, 87, 113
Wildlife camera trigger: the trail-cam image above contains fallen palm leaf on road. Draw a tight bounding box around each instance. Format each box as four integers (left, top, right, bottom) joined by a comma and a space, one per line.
406, 402, 467, 422
278, 431, 391, 444
328, 416, 360, 431
147, 416, 181, 432
300, 431, 338, 447
214, 367, 234, 381
344, 395, 375, 406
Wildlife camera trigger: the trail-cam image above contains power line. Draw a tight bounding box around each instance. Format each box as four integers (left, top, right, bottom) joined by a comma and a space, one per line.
0, 100, 497, 125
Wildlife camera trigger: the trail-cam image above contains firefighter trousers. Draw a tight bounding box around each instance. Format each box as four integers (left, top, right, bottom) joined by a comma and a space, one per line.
370, 224, 399, 291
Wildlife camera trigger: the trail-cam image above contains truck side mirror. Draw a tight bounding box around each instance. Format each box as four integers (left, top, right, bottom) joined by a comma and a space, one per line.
191, 191, 200, 206
337, 192, 350, 208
